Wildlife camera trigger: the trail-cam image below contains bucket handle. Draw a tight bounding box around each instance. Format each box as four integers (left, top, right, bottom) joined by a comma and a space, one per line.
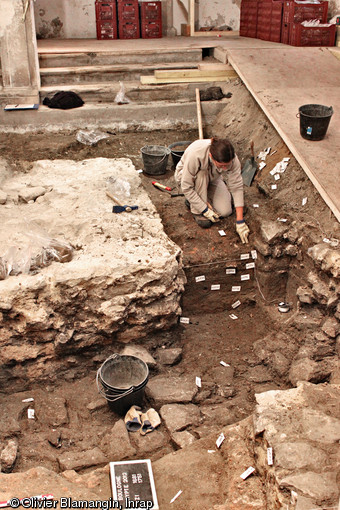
296, 113, 300, 118
142, 153, 168, 166
96, 368, 135, 402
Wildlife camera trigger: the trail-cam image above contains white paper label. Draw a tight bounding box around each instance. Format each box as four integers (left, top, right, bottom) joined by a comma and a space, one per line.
231, 300, 241, 309
232, 286, 241, 292
229, 314, 238, 320
136, 169, 143, 173
253, 204, 259, 208
211, 284, 220, 291
240, 466, 255, 480
277, 218, 287, 222
220, 361, 230, 367
170, 490, 182, 504
195, 275, 206, 282
240, 253, 250, 260
323, 237, 331, 244
271, 184, 277, 190
241, 274, 250, 281
246, 262, 255, 269
267, 447, 273, 466
22, 398, 34, 403
218, 230, 226, 236
180, 317, 190, 324
270, 168, 278, 176
196, 376, 202, 388
259, 162, 266, 170
27, 409, 35, 419
226, 268, 236, 275
302, 197, 307, 206
274, 173, 280, 181
216, 433, 225, 448
283, 157, 290, 162
251, 250, 257, 260
207, 450, 216, 453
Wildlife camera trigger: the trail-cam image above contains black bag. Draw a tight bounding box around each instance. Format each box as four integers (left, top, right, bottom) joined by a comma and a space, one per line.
43, 91, 84, 110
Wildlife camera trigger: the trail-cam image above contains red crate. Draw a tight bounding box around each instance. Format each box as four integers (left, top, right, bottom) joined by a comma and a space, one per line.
117, 0, 139, 21
257, 1, 283, 41
289, 23, 336, 46
283, 1, 328, 24
95, 1, 116, 20
240, 1, 258, 38
96, 20, 118, 39
141, 19, 162, 37
140, 1, 162, 20
281, 21, 290, 43
118, 20, 140, 38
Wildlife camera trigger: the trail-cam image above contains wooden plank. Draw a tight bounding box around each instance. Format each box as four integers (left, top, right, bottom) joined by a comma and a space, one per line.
198, 63, 231, 71
140, 75, 236, 84
154, 69, 237, 79
191, 30, 240, 37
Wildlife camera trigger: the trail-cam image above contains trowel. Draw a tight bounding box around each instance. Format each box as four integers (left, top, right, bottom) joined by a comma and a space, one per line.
241, 140, 258, 186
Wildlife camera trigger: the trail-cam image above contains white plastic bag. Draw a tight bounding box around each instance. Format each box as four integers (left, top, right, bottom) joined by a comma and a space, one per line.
114, 82, 131, 105
106, 176, 131, 198
76, 130, 110, 146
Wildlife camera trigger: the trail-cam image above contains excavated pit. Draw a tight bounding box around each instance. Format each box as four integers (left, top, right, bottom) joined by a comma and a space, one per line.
0, 81, 339, 509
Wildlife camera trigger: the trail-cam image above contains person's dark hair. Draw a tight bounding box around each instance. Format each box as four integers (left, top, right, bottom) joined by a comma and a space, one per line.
210, 138, 235, 163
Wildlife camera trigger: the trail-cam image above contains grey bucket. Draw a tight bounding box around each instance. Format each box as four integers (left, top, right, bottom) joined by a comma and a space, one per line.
141, 145, 171, 175
168, 141, 192, 168
96, 354, 149, 415
297, 104, 333, 141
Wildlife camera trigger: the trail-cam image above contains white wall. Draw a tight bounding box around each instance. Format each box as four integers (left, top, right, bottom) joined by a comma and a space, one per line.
34, 0, 96, 39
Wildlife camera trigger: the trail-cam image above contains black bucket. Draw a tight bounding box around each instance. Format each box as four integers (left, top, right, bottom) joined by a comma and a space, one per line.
168, 141, 192, 168
96, 354, 149, 415
298, 104, 333, 141
141, 145, 171, 175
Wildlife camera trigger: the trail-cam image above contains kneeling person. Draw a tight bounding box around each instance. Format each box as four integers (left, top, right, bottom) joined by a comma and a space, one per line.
175, 137, 250, 243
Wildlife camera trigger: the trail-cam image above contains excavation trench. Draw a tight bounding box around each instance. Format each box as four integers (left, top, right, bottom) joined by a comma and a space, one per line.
0, 82, 339, 508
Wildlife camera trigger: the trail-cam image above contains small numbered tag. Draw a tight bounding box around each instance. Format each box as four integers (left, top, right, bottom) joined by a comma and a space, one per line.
216, 433, 225, 448
229, 314, 238, 320
241, 274, 250, 281
220, 361, 230, 367
277, 218, 288, 222
226, 268, 236, 275
251, 250, 257, 260
196, 376, 202, 388
267, 447, 273, 466
271, 184, 277, 190
231, 300, 241, 309
240, 467, 255, 480
211, 284, 221, 291
180, 317, 190, 324
240, 253, 250, 260
245, 262, 255, 270
253, 204, 259, 208
232, 286, 241, 292
195, 275, 206, 282
302, 197, 307, 206
218, 230, 226, 236
27, 409, 35, 419
274, 174, 280, 181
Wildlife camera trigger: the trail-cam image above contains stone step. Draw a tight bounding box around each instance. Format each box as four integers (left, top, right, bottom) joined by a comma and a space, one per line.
39, 61, 201, 86
1, 100, 225, 133
40, 80, 231, 104
38, 48, 203, 68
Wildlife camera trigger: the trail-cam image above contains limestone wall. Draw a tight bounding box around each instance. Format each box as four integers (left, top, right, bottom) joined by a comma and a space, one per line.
0, 158, 186, 390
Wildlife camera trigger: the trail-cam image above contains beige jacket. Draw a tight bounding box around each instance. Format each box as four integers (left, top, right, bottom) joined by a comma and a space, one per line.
175, 139, 244, 213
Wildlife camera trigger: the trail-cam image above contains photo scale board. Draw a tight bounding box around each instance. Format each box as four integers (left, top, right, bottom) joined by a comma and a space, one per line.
110, 460, 159, 509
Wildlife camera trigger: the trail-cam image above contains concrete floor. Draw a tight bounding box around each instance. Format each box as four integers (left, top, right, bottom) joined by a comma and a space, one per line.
3, 35, 340, 221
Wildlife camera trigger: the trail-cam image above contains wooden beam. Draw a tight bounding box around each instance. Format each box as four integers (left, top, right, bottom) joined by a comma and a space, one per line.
154, 68, 237, 79
198, 63, 231, 71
